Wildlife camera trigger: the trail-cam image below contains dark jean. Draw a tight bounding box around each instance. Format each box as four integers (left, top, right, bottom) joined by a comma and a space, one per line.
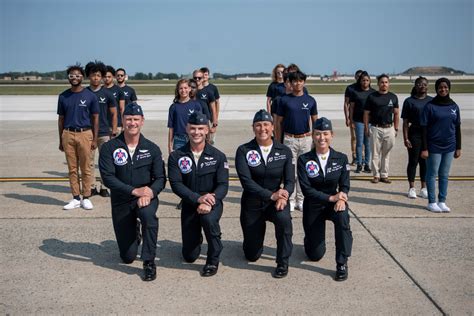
426, 151, 454, 203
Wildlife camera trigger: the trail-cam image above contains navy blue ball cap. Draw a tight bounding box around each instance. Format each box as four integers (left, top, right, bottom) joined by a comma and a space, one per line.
188, 111, 209, 125
313, 117, 332, 131
123, 103, 144, 116
253, 109, 273, 123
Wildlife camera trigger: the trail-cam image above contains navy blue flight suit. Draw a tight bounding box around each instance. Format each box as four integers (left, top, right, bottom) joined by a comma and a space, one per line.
99, 133, 166, 263
168, 143, 229, 266
297, 148, 352, 265
235, 139, 295, 266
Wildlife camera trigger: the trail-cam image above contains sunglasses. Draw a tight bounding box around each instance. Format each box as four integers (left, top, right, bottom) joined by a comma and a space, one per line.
193, 76, 202, 80
116, 74, 125, 77
68, 74, 83, 79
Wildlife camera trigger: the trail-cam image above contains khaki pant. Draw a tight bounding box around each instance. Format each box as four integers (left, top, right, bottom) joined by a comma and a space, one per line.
90, 135, 110, 190
284, 134, 313, 205
62, 129, 93, 197
370, 126, 396, 178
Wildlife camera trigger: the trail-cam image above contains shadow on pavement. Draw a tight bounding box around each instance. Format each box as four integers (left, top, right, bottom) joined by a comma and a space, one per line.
43, 170, 68, 177
39, 239, 141, 276
39, 238, 335, 279
23, 182, 70, 193
3, 193, 64, 206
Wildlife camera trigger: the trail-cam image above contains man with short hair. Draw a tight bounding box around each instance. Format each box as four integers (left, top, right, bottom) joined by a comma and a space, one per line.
200, 67, 220, 144
57, 64, 99, 210
85, 60, 118, 197
99, 103, 166, 281
275, 71, 318, 212
104, 65, 125, 133
343, 70, 364, 165
116, 68, 138, 106
168, 112, 229, 277
363, 74, 399, 184
193, 69, 217, 144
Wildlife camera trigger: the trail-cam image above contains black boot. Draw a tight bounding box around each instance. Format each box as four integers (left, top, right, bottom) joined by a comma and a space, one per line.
143, 260, 156, 281
335, 263, 348, 281
272, 264, 288, 278
355, 164, 362, 173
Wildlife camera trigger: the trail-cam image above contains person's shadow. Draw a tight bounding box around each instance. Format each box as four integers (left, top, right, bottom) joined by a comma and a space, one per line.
40, 237, 335, 279
39, 239, 142, 276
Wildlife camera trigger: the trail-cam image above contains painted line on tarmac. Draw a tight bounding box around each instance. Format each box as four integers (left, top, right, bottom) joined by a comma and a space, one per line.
1, 176, 473, 182
349, 208, 447, 315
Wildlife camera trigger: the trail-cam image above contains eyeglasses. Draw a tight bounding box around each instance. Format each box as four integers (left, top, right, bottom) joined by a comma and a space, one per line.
68, 74, 83, 79
193, 77, 202, 80
116, 74, 125, 77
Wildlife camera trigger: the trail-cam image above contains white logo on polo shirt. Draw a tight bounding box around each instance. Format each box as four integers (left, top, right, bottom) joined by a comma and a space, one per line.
388, 100, 393, 107
451, 109, 457, 116
124, 92, 129, 96
189, 109, 195, 114
99, 97, 106, 103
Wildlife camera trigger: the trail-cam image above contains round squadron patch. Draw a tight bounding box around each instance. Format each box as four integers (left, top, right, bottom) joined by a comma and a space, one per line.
305, 160, 320, 178
178, 156, 193, 174
246, 150, 261, 167
113, 148, 128, 166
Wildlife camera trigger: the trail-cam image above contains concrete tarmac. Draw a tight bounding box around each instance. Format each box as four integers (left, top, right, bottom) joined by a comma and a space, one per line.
0, 96, 473, 314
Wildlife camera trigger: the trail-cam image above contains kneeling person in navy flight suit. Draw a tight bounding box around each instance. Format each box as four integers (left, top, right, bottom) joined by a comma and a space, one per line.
297, 117, 353, 281
99, 103, 166, 281
235, 110, 295, 278
168, 112, 229, 277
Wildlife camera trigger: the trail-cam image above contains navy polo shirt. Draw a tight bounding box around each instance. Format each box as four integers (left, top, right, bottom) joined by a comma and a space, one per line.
57, 88, 99, 129
420, 101, 461, 153
87, 87, 117, 137
401, 95, 433, 127
266, 82, 286, 100
197, 88, 216, 118
120, 85, 138, 105
202, 83, 220, 100
167, 100, 204, 136
276, 93, 318, 134
106, 84, 125, 127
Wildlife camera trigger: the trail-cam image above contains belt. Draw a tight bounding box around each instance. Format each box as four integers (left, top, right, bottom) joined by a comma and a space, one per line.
285, 132, 312, 138
65, 127, 91, 132
374, 124, 392, 128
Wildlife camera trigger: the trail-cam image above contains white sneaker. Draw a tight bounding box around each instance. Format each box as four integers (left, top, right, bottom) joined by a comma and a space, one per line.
420, 188, 428, 199
290, 202, 295, 212
407, 188, 417, 199
63, 199, 81, 210
437, 202, 451, 213
427, 203, 442, 213
81, 198, 94, 210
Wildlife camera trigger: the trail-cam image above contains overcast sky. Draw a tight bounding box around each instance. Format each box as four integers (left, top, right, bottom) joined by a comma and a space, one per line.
1, 0, 472, 75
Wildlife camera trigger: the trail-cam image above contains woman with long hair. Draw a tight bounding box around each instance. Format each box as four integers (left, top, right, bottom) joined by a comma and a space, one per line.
266, 64, 286, 113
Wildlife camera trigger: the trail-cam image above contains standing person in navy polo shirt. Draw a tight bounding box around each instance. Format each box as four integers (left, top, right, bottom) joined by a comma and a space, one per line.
85, 60, 118, 198
266, 64, 286, 113
116, 68, 138, 106
104, 65, 125, 134
167, 79, 205, 154
57, 64, 99, 210
420, 78, 462, 213
402, 77, 432, 199
275, 71, 318, 211
193, 69, 217, 143
344, 70, 364, 165
363, 74, 399, 184
200, 67, 220, 145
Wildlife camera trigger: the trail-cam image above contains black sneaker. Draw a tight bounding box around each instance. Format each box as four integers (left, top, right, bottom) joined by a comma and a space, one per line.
99, 188, 110, 197
90, 188, 100, 196
363, 165, 372, 173
143, 260, 156, 281
335, 263, 348, 281
355, 165, 362, 173
272, 264, 288, 279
